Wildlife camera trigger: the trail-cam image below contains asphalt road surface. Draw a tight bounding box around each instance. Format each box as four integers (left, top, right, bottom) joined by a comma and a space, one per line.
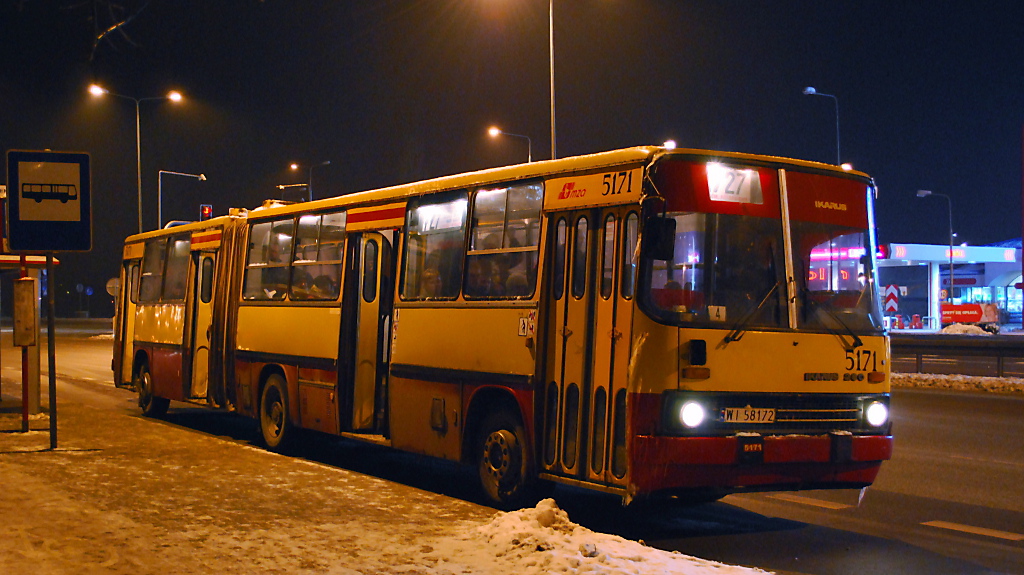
3, 323, 1023, 574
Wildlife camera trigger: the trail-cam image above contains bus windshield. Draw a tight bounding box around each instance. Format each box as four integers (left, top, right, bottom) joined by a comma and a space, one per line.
640, 212, 787, 329
639, 156, 883, 335
792, 220, 883, 333
639, 213, 882, 333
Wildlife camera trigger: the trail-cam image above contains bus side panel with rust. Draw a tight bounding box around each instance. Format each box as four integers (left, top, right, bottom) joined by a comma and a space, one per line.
389, 306, 538, 461
234, 305, 341, 428
133, 303, 186, 400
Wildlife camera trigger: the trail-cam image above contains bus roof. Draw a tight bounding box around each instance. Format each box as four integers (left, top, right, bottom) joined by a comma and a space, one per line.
124, 145, 873, 236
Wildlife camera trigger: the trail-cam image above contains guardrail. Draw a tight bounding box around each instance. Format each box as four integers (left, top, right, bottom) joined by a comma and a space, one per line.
890, 333, 1024, 378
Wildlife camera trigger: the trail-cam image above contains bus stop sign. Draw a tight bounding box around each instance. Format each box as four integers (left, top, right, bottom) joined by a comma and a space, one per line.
5, 150, 92, 252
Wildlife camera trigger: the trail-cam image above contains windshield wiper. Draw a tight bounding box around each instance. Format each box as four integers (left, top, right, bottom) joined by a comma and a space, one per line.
809, 292, 864, 350
722, 281, 781, 345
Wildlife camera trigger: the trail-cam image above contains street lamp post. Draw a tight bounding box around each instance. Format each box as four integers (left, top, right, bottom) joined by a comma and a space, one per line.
549, 0, 555, 160
158, 171, 206, 229
802, 86, 840, 165
488, 127, 532, 163
89, 84, 183, 234
917, 190, 955, 302
292, 161, 331, 200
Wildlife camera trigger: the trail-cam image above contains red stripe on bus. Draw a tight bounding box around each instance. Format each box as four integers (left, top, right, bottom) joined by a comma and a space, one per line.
191, 231, 222, 243
347, 206, 406, 224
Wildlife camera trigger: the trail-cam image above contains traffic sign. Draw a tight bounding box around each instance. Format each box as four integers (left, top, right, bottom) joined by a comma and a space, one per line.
883, 285, 899, 312
6, 150, 92, 252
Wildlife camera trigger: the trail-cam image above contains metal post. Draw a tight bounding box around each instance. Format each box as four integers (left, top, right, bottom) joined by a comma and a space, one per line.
549, 0, 556, 160
945, 194, 954, 302
46, 255, 57, 450
135, 100, 142, 234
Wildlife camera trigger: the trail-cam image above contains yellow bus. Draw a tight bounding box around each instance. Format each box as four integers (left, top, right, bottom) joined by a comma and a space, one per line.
113, 146, 892, 508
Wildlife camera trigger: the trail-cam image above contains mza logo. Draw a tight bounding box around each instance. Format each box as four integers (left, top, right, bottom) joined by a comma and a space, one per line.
558, 181, 587, 200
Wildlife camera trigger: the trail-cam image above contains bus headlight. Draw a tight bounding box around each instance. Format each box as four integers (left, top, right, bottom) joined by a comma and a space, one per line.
679, 401, 706, 428
865, 401, 889, 427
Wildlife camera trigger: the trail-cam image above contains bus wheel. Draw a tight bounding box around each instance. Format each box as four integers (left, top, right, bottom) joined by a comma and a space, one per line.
259, 374, 292, 451
477, 411, 532, 510
135, 363, 169, 417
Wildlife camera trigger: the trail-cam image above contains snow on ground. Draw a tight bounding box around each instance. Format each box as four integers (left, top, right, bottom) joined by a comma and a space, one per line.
892, 372, 1024, 394
420, 498, 769, 575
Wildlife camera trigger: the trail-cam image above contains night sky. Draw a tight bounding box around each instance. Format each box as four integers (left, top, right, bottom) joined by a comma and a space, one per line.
2, 0, 1023, 316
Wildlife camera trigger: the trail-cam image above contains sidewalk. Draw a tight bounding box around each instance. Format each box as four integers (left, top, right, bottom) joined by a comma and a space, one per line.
0, 381, 496, 575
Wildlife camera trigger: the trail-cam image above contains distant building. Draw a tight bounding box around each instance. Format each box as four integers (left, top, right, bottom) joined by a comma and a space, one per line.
877, 241, 1022, 329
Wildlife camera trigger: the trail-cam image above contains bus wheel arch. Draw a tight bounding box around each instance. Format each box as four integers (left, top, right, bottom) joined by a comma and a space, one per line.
464, 388, 538, 509
133, 353, 169, 417
257, 367, 294, 452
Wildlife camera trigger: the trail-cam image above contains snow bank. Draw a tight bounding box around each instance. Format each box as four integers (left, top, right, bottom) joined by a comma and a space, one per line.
420, 498, 770, 575
892, 372, 1024, 394
940, 323, 992, 335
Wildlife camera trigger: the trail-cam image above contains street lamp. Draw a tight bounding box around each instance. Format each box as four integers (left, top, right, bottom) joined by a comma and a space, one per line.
802, 86, 841, 165
548, 0, 555, 159
158, 171, 206, 229
488, 127, 532, 163
89, 83, 183, 234
291, 161, 331, 200
917, 189, 955, 302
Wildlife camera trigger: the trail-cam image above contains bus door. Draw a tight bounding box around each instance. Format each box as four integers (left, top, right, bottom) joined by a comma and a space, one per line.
584, 209, 636, 486
115, 259, 141, 387
342, 231, 395, 432
187, 251, 217, 400
542, 207, 636, 484
542, 209, 596, 478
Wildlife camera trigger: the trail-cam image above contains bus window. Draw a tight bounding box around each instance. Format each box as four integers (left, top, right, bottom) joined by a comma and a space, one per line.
571, 216, 589, 299
621, 213, 638, 299
362, 239, 379, 302
243, 219, 294, 300
792, 221, 882, 332
162, 236, 191, 301
600, 215, 616, 299
129, 263, 140, 304
465, 182, 542, 299
290, 212, 345, 301
553, 218, 567, 300
200, 257, 214, 304
138, 239, 166, 303
402, 191, 467, 300
640, 212, 786, 327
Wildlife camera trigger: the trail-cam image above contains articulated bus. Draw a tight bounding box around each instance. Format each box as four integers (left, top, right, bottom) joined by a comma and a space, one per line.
112, 146, 892, 508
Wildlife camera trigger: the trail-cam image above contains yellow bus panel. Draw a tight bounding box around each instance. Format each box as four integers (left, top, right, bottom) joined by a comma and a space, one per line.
133, 304, 185, 345
392, 306, 537, 377
543, 167, 643, 211
236, 305, 341, 359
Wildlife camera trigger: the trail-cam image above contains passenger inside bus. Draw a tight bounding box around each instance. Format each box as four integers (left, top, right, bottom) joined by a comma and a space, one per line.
420, 268, 442, 297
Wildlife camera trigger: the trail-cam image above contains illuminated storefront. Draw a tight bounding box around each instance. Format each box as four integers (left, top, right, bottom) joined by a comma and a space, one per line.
876, 242, 1022, 330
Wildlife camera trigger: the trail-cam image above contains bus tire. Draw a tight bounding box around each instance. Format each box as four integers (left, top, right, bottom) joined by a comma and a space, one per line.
135, 363, 169, 417
476, 411, 533, 510
259, 373, 293, 452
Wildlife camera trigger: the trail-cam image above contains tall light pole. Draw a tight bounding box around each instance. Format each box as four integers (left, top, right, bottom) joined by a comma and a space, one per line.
89, 83, 183, 234
549, 0, 556, 160
802, 86, 840, 165
158, 171, 206, 229
917, 190, 955, 302
292, 161, 331, 201
488, 127, 532, 163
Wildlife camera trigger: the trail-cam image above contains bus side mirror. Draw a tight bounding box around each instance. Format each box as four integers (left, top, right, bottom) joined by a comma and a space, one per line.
642, 217, 675, 261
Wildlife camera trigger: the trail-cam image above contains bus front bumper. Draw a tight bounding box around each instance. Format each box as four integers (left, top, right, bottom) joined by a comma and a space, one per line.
631, 433, 893, 495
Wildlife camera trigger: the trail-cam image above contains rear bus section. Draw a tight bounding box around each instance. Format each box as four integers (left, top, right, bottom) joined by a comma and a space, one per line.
113, 218, 236, 416
625, 152, 892, 501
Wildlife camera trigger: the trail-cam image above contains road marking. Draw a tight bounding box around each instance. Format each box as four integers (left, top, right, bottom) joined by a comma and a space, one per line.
950, 454, 1024, 469
767, 493, 853, 510
922, 520, 1024, 541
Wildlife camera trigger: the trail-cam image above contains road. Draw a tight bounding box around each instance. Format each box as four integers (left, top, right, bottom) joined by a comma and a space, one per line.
3, 324, 1023, 574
